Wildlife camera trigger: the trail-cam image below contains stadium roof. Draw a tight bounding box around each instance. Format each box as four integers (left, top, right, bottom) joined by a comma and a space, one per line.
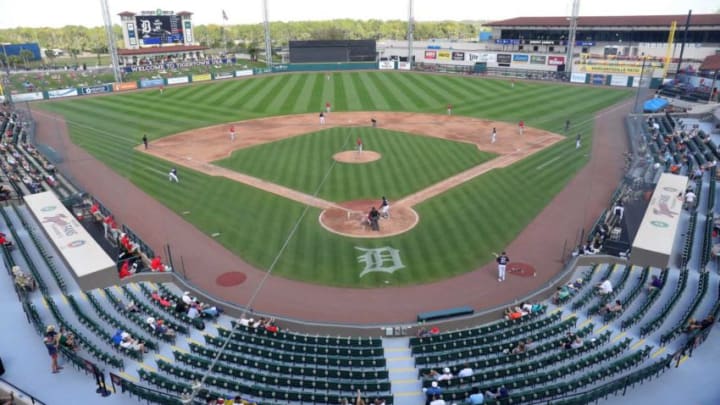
700, 54, 720, 72
117, 11, 135, 17
117, 45, 208, 56
487, 14, 720, 27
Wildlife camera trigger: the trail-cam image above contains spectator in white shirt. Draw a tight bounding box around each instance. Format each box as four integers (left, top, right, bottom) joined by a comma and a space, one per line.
597, 279, 613, 295
457, 364, 473, 378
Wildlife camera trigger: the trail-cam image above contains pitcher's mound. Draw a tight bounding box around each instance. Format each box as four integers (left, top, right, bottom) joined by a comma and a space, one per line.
320, 200, 418, 238
333, 150, 381, 163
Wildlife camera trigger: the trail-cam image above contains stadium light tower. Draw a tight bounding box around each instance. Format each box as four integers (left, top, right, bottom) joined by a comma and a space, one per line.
407, 0, 415, 67
101, 0, 122, 83
565, 0, 580, 76
263, 0, 273, 67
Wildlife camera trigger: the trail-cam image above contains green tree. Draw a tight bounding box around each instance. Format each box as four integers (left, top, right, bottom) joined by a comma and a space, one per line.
19, 49, 34, 67
44, 49, 56, 64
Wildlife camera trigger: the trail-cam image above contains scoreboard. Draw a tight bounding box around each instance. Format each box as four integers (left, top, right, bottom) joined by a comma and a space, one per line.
134, 14, 183, 45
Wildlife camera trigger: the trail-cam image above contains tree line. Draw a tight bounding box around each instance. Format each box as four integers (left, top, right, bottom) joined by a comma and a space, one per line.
0, 19, 483, 56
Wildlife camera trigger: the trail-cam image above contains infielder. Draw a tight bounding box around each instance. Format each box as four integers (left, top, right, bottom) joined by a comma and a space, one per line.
319, 111, 325, 125
325, 101, 331, 113
229, 125, 236, 141
168, 168, 179, 183
447, 103, 453, 115
491, 127, 497, 144
496, 251, 509, 282
518, 120, 525, 136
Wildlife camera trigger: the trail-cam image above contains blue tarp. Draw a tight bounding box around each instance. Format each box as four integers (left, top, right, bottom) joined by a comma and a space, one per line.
643, 98, 669, 113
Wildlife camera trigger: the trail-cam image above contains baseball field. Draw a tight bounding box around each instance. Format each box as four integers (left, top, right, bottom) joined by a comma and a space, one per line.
35, 71, 632, 287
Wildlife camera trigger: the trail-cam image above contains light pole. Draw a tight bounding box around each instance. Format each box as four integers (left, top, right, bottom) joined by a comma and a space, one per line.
1, 44, 13, 107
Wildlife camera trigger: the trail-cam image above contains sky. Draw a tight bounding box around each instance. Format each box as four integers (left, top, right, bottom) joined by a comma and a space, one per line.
0, 0, 716, 28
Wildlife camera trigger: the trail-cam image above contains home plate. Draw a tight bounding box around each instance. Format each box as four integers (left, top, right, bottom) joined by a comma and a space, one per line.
211, 232, 221, 237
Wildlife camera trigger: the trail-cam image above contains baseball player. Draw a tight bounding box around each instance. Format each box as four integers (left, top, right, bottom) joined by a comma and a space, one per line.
319, 111, 325, 125
576, 133, 581, 149
168, 168, 179, 183
325, 101, 331, 113
496, 251, 510, 282
518, 120, 525, 136
142, 134, 148, 150
229, 125, 236, 142
491, 127, 497, 144
447, 103, 453, 115
357, 137, 363, 155
380, 196, 390, 219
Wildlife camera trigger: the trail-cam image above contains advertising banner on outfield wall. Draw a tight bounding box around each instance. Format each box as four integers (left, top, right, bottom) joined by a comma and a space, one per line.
438, 51, 451, 61
512, 54, 529, 63
397, 62, 412, 70
591, 74, 606, 85
10, 92, 44, 102
193, 73, 212, 82
571, 73, 587, 83
214, 72, 234, 80
79, 84, 113, 95
378, 61, 395, 70
451, 52, 465, 61
610, 75, 629, 87
548, 56, 565, 66
530, 55, 547, 65
497, 54, 511, 66
113, 82, 138, 92
578, 64, 643, 75
167, 76, 190, 85
235, 69, 253, 77
139, 78, 164, 88
424, 50, 437, 60
48, 88, 79, 99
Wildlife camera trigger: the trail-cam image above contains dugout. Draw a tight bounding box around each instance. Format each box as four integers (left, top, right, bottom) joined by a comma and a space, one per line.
289, 40, 377, 63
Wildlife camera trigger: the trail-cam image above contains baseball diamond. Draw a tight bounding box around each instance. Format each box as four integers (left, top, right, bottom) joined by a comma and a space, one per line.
35, 71, 631, 301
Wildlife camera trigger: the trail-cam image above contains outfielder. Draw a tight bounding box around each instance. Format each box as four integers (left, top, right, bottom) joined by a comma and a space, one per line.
496, 251, 509, 282
168, 168, 179, 183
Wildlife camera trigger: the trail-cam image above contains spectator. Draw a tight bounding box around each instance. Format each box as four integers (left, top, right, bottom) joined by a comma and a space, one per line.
485, 386, 509, 400
119, 331, 146, 353
125, 300, 140, 313
0, 232, 13, 249
684, 190, 697, 210
596, 279, 613, 296
12, 265, 36, 292
457, 364, 473, 378
553, 285, 571, 304
504, 306, 526, 321
58, 327, 79, 352
187, 304, 200, 319
613, 201, 624, 221
429, 395, 446, 405
437, 367, 452, 381
465, 387, 484, 405
511, 341, 526, 354
423, 382, 442, 405
599, 300, 623, 316
570, 336, 584, 349
44, 325, 61, 373
151, 290, 172, 308
647, 275, 664, 293
182, 291, 194, 306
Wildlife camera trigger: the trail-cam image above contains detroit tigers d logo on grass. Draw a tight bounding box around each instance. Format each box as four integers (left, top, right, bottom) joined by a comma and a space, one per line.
356, 247, 405, 278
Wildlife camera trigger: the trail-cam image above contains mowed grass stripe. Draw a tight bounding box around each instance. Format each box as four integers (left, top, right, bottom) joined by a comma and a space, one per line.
218, 77, 269, 110
348, 73, 375, 110
341, 73, 364, 111
388, 73, 438, 109
373, 73, 423, 110
333, 73, 349, 111
365, 72, 408, 110
243, 75, 292, 111
275, 74, 307, 112
356, 72, 391, 110
292, 74, 320, 113
400, 73, 455, 108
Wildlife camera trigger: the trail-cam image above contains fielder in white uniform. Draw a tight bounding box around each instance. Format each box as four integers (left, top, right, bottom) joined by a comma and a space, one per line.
168, 168, 179, 183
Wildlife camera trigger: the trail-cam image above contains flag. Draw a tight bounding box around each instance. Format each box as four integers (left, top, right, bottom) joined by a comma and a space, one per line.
222, 10, 228, 21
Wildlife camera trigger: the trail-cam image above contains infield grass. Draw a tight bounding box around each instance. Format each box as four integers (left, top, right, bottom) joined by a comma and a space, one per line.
36, 72, 632, 287
216, 127, 495, 201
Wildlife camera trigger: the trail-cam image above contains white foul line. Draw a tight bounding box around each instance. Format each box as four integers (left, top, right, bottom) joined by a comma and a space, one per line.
536, 155, 564, 170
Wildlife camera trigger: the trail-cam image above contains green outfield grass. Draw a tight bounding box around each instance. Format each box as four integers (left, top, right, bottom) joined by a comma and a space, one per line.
36, 72, 632, 287
216, 127, 495, 201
